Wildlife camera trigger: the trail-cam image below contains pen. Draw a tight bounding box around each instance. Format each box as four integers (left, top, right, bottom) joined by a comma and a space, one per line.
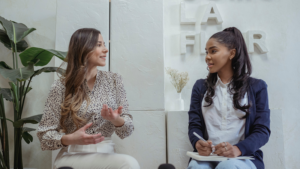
193, 132, 215, 155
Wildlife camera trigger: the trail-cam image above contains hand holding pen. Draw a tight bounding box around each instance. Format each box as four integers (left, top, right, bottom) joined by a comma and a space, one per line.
193, 132, 215, 156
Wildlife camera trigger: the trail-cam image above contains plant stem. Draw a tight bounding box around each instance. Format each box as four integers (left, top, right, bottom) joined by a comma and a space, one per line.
14, 43, 20, 102
0, 95, 9, 169
0, 157, 5, 168
13, 128, 23, 169
13, 129, 19, 169
13, 108, 17, 169
14, 43, 18, 69
12, 52, 15, 70
18, 81, 24, 119
20, 77, 32, 118
10, 41, 16, 69
12, 23, 23, 169
17, 133, 23, 169
0, 150, 6, 169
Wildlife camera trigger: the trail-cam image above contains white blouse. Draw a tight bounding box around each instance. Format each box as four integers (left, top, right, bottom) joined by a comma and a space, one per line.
202, 75, 248, 145
37, 70, 134, 151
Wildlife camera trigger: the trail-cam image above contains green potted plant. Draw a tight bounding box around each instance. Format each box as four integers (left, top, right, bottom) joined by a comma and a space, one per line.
0, 16, 66, 169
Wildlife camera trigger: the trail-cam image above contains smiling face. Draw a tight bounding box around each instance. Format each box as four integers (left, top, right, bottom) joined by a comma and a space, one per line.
205, 38, 236, 74
87, 34, 108, 67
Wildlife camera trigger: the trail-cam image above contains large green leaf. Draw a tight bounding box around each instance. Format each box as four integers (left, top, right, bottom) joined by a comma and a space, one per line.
0, 117, 14, 124
12, 23, 36, 44
14, 40, 28, 52
0, 29, 11, 49
0, 149, 7, 168
22, 132, 33, 144
0, 61, 12, 70
32, 67, 65, 78
0, 29, 28, 52
19, 47, 67, 67
22, 127, 36, 133
0, 88, 13, 101
22, 86, 32, 96
0, 16, 13, 39
0, 85, 32, 102
0, 16, 36, 43
0, 63, 34, 82
13, 114, 43, 128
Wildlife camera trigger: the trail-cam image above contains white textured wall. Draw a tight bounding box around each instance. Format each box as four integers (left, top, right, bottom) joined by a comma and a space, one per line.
110, 0, 165, 111
0, 0, 57, 168
1, 0, 299, 168
164, 0, 300, 168
110, 1, 166, 167
260, 109, 286, 169
167, 111, 193, 169
112, 111, 166, 169
55, 0, 110, 72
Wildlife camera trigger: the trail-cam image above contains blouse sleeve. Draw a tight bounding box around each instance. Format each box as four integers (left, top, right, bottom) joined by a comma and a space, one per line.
114, 74, 134, 139
37, 80, 67, 150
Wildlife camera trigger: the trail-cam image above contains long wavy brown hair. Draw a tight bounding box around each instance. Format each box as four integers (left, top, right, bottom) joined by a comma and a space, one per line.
59, 28, 101, 132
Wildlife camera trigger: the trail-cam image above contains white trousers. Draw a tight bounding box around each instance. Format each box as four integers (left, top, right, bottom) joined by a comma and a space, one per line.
54, 138, 140, 169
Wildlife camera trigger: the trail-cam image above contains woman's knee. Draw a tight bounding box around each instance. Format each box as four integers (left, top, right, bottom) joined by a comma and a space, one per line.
187, 160, 198, 169
187, 160, 215, 169
216, 159, 256, 169
215, 160, 238, 169
120, 155, 140, 169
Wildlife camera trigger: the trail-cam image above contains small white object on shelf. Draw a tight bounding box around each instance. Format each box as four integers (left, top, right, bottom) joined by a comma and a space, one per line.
165, 67, 189, 111
173, 92, 184, 111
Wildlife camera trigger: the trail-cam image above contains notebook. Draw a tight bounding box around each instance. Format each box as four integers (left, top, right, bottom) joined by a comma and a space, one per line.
186, 151, 254, 161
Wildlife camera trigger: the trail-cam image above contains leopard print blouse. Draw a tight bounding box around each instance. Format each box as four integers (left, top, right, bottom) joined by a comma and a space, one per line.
37, 70, 134, 151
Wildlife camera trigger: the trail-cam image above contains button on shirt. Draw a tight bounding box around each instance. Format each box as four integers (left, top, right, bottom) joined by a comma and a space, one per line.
201, 76, 247, 145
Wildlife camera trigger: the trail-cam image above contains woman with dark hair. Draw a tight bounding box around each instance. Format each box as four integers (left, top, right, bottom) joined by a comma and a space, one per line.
187, 27, 270, 169
37, 28, 140, 169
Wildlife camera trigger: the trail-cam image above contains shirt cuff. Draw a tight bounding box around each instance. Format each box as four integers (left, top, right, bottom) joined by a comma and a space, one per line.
114, 116, 134, 139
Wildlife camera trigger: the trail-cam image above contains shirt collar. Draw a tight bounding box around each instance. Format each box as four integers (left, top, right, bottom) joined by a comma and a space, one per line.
217, 75, 230, 88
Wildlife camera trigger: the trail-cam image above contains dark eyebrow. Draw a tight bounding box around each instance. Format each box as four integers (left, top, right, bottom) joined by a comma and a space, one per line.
98, 41, 102, 43
205, 46, 217, 50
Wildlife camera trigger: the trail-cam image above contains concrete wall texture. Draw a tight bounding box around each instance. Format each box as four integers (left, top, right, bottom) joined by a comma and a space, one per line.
0, 0, 299, 168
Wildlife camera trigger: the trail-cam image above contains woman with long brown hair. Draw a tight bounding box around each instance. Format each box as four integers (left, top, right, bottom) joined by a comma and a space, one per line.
37, 28, 140, 169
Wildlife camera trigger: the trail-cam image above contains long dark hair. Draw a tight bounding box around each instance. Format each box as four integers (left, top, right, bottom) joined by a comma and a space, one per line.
204, 27, 252, 118
60, 28, 101, 132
